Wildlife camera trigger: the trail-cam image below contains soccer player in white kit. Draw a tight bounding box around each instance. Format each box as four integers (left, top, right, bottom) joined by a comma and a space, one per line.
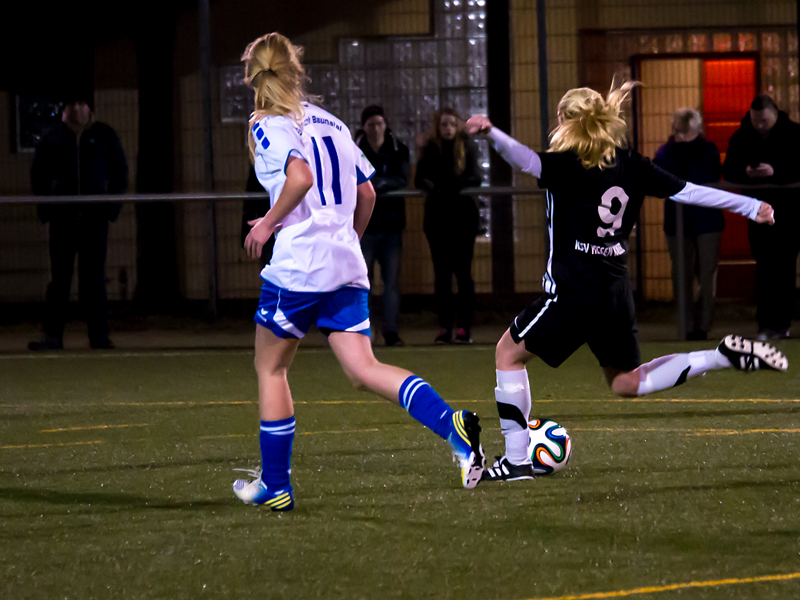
232, 33, 485, 510
465, 81, 788, 482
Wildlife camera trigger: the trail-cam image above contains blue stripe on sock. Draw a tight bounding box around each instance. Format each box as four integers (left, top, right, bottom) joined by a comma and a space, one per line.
260, 416, 295, 489
404, 379, 427, 411
399, 375, 454, 440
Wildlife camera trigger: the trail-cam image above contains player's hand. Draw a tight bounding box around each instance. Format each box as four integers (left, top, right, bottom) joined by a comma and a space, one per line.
465, 115, 493, 135
746, 163, 774, 178
755, 163, 774, 177
245, 217, 275, 259
755, 202, 775, 225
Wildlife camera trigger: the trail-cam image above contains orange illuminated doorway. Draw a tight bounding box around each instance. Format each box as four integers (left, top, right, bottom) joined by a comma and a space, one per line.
702, 58, 757, 298
635, 54, 759, 300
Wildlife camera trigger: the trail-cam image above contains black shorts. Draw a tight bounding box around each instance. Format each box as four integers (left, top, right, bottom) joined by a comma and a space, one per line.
509, 279, 640, 371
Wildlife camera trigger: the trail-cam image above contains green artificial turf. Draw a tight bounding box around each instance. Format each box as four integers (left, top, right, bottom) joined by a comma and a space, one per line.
1, 342, 799, 599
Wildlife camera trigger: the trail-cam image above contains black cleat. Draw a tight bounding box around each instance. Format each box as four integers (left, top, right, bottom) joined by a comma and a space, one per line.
434, 328, 452, 345
383, 332, 405, 347
717, 335, 788, 372
90, 338, 116, 350
447, 411, 485, 489
28, 336, 63, 352
481, 456, 535, 482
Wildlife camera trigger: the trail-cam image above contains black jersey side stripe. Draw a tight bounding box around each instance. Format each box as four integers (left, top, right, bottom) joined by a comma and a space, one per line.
543, 190, 556, 295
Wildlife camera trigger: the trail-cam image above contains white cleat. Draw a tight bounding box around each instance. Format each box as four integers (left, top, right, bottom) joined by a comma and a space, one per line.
718, 335, 788, 372
458, 448, 485, 489
232, 468, 294, 511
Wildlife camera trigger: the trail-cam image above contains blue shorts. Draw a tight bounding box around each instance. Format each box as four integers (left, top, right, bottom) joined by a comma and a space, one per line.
254, 280, 371, 339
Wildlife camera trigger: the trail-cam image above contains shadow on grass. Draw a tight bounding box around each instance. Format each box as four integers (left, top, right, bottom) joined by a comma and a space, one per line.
587, 460, 800, 478
0, 486, 233, 510
574, 477, 800, 504
9, 456, 241, 477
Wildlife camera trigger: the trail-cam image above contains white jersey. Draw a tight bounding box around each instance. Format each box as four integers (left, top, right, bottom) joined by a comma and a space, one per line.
253, 103, 375, 292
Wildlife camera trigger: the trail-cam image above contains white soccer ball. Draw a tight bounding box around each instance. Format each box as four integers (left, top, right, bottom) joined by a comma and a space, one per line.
527, 419, 572, 475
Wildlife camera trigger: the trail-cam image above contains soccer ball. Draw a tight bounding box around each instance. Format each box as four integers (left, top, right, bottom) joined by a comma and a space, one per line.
527, 419, 572, 475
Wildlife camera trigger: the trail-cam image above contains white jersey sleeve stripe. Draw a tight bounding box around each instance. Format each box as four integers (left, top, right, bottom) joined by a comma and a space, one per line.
671, 182, 762, 221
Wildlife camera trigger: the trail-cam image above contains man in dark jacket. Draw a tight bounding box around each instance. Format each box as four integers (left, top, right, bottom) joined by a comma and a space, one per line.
29, 94, 128, 351
356, 105, 410, 347
655, 108, 723, 341
723, 94, 800, 340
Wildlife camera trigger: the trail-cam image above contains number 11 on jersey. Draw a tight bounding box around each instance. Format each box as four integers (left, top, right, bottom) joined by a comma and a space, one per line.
310, 135, 342, 206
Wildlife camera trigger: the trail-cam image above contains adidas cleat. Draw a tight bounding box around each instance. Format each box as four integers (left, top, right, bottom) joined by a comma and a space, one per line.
718, 335, 788, 372
232, 469, 294, 511
481, 456, 534, 482
446, 411, 485, 489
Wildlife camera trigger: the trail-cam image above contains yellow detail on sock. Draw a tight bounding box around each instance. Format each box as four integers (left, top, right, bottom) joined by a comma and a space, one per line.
453, 412, 470, 443
270, 496, 293, 509
267, 493, 290, 507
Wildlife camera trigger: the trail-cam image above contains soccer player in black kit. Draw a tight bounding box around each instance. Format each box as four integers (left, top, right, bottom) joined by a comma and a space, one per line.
466, 81, 789, 482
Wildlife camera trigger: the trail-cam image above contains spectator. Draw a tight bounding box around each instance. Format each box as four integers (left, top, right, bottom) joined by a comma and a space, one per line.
654, 108, 723, 341
415, 108, 482, 344
723, 94, 800, 340
355, 105, 410, 347
29, 94, 128, 351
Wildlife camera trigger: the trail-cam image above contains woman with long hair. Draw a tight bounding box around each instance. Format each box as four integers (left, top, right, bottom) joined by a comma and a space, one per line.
233, 33, 484, 510
466, 80, 787, 482
415, 108, 482, 344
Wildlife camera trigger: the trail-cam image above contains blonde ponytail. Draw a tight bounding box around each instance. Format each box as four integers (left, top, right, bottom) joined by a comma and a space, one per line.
241, 32, 309, 162
549, 79, 640, 170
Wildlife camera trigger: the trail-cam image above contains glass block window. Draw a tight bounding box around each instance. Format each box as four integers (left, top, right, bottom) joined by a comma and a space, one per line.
305, 0, 492, 238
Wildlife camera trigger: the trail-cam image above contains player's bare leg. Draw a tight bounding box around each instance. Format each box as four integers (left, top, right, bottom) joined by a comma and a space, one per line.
327, 331, 410, 399
606, 335, 788, 397
254, 324, 301, 420
484, 329, 538, 482
328, 331, 484, 488
232, 325, 301, 510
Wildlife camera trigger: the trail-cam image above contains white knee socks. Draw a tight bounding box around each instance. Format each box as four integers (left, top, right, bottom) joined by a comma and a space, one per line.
636, 349, 732, 395
495, 369, 532, 465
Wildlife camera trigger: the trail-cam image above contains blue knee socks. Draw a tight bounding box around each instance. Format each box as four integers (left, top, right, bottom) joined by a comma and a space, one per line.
399, 375, 454, 440
259, 416, 295, 490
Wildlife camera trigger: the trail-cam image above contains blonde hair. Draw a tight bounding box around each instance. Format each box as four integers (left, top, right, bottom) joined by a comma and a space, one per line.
549, 79, 640, 170
241, 32, 308, 161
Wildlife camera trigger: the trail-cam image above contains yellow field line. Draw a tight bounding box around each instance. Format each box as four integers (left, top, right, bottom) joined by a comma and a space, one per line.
0, 440, 105, 450
688, 428, 800, 436
526, 571, 800, 600
570, 427, 800, 436
5, 424, 800, 450
1, 397, 797, 409
200, 427, 392, 440
40, 423, 150, 433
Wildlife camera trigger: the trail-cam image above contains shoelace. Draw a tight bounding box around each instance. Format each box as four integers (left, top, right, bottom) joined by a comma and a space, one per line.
233, 467, 262, 480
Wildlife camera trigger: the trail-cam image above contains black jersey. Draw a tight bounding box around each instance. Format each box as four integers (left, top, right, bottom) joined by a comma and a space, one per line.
537, 148, 686, 293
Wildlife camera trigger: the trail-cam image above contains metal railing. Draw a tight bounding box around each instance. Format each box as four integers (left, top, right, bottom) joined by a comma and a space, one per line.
1, 181, 796, 336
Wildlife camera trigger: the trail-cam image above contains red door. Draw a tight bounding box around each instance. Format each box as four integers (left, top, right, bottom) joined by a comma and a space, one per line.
702, 59, 757, 298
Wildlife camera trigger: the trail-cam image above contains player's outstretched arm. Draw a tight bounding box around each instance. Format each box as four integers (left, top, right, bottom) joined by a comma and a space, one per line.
465, 115, 542, 178
245, 156, 313, 259
353, 180, 376, 239
670, 182, 774, 225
